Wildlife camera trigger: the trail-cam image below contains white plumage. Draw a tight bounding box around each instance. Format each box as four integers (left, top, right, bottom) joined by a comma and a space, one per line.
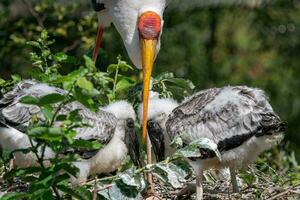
139, 86, 286, 200
0, 80, 139, 184
91, 0, 167, 68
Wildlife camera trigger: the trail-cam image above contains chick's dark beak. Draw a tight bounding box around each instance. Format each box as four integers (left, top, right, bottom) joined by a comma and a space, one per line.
147, 119, 165, 162
125, 118, 143, 168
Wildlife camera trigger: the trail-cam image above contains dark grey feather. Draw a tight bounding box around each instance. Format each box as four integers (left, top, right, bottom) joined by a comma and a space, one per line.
0, 80, 117, 145
166, 86, 286, 155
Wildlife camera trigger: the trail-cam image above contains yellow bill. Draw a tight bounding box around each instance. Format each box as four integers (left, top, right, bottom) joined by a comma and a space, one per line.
141, 39, 157, 144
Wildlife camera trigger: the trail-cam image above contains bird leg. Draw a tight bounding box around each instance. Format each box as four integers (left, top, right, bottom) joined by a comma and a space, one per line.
195, 169, 204, 200
229, 167, 239, 193
92, 25, 104, 63
8, 158, 15, 171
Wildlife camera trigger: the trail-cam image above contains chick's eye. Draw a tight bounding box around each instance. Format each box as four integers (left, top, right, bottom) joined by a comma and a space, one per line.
126, 118, 134, 128
147, 120, 155, 128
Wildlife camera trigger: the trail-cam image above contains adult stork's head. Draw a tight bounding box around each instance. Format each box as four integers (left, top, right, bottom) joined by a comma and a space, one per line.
116, 0, 166, 144
91, 0, 167, 143
137, 5, 164, 144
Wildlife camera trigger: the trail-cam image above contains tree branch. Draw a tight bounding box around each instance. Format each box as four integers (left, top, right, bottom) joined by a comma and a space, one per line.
22, 0, 45, 28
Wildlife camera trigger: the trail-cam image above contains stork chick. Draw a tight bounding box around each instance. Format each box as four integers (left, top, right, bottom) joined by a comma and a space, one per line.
139, 86, 287, 200
0, 80, 141, 184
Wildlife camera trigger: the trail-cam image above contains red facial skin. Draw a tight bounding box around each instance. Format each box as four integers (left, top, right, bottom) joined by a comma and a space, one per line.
138, 11, 161, 40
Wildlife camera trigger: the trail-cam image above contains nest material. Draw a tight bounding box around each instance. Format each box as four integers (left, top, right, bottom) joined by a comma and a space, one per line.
151, 177, 300, 200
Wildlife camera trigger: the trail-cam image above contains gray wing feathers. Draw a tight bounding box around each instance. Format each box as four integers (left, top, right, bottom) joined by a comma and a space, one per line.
0, 80, 35, 105
166, 87, 221, 141
0, 80, 117, 144
74, 107, 117, 144
166, 86, 280, 144
1, 80, 64, 125
2, 104, 41, 125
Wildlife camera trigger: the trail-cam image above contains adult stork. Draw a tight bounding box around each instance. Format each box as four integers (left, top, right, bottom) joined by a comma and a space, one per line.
90, 0, 168, 146
139, 86, 287, 200
0, 80, 141, 183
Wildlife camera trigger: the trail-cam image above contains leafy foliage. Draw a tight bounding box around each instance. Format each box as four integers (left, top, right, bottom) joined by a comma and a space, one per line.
0, 30, 196, 199
0, 1, 300, 199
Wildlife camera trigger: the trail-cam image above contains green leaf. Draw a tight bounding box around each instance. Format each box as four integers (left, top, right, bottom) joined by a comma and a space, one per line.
30, 189, 53, 200
69, 109, 81, 119
166, 78, 195, 90
76, 77, 94, 91
26, 41, 41, 48
98, 183, 142, 200
52, 163, 78, 177
155, 72, 174, 81
118, 61, 133, 72
116, 78, 135, 93
71, 140, 102, 150
4, 167, 42, 180
41, 105, 54, 122
239, 169, 256, 185
174, 137, 222, 160
34, 175, 54, 188
51, 67, 88, 85
42, 49, 51, 57
73, 87, 98, 111
118, 168, 146, 191
20, 96, 39, 105
1, 148, 31, 164
83, 55, 95, 71
0, 192, 30, 200
39, 93, 65, 105
107, 64, 118, 73
57, 185, 92, 200
56, 114, 67, 121
152, 163, 188, 188
28, 126, 63, 142
41, 29, 48, 40
54, 52, 76, 64
119, 173, 140, 188
41, 189, 54, 200
11, 74, 21, 82
0, 78, 5, 85
170, 135, 184, 149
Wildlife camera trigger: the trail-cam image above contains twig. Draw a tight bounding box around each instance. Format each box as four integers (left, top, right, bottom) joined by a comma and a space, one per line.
28, 138, 61, 198
84, 155, 180, 186
147, 136, 154, 193
25, 84, 75, 198
49, 84, 74, 126
112, 64, 119, 100
5, 184, 28, 192
22, 0, 45, 28
92, 177, 98, 200
266, 189, 291, 200
98, 184, 113, 191
63, 40, 82, 52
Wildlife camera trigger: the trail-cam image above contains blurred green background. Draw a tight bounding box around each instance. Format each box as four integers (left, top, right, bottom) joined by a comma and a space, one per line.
0, 0, 299, 160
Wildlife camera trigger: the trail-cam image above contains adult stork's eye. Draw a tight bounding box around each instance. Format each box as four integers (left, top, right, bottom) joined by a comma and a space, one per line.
126, 118, 134, 128
90, 0, 105, 12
